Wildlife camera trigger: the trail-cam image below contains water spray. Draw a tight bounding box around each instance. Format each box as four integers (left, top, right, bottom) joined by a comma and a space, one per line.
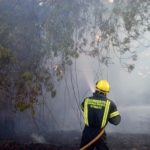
86, 78, 95, 93
83, 69, 95, 93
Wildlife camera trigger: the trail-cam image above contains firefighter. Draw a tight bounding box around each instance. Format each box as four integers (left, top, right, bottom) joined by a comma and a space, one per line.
80, 80, 121, 150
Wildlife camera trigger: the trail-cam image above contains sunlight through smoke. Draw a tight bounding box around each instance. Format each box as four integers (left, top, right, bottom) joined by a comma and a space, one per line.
108, 0, 114, 3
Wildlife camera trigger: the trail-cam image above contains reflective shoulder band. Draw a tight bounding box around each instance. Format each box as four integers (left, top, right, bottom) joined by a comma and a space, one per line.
110, 111, 120, 118
84, 99, 89, 126
101, 100, 110, 128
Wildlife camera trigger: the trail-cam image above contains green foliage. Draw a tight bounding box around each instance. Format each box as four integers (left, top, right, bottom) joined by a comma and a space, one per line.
21, 71, 33, 81
75, 0, 150, 71
43, 0, 80, 61
16, 100, 36, 115
0, 0, 149, 115
0, 46, 14, 67
16, 101, 31, 112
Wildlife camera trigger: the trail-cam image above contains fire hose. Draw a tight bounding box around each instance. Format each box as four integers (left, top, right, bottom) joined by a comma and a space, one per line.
80, 127, 105, 150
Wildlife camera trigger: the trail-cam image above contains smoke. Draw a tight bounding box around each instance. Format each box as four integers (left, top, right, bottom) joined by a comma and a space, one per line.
31, 133, 48, 144
0, 0, 150, 142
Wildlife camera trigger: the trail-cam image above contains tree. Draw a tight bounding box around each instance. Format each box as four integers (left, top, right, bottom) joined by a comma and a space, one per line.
0, 0, 81, 116
74, 0, 149, 71
0, 0, 150, 116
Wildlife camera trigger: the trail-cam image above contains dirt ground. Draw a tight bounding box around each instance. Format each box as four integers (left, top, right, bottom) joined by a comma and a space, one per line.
0, 133, 150, 150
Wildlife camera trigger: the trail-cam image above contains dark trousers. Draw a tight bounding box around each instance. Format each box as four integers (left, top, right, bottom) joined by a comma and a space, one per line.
80, 126, 109, 150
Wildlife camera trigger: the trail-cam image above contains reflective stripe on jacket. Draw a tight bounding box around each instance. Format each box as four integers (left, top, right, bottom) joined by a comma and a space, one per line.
81, 92, 120, 129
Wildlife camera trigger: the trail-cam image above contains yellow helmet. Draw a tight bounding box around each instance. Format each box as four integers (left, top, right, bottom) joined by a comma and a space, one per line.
95, 80, 110, 93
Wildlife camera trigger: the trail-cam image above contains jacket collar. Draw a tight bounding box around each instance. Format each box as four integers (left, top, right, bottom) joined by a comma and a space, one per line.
93, 91, 107, 100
